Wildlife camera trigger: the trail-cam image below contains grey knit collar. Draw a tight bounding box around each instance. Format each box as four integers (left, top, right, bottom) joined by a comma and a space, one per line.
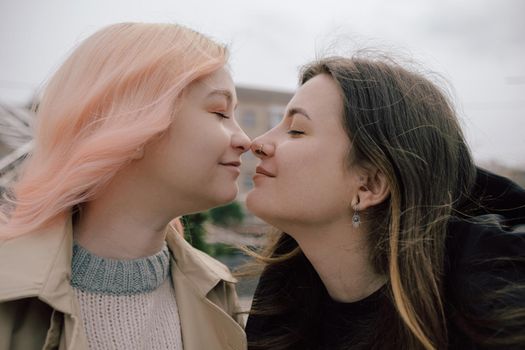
71, 242, 171, 295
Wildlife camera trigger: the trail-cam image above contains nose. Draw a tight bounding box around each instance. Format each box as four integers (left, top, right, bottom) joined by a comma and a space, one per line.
231, 124, 251, 153
250, 136, 275, 158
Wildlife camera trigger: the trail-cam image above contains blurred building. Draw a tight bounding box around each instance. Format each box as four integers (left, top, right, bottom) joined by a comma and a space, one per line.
235, 86, 293, 202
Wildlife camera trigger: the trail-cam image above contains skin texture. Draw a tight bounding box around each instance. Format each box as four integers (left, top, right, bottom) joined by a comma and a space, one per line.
74, 68, 251, 259
247, 74, 388, 302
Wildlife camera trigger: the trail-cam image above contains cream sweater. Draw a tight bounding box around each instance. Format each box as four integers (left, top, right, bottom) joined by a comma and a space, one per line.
71, 243, 183, 350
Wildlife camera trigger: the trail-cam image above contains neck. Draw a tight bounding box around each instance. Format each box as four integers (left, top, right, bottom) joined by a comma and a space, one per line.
73, 168, 183, 259
286, 218, 386, 303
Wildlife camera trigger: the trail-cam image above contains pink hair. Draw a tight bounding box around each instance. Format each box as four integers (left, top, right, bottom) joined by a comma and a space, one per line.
1, 23, 228, 238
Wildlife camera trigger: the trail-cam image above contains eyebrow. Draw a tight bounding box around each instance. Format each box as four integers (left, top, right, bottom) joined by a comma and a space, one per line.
287, 107, 311, 120
207, 89, 238, 109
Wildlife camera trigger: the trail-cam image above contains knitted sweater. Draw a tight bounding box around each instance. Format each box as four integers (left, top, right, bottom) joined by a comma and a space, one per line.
71, 243, 183, 350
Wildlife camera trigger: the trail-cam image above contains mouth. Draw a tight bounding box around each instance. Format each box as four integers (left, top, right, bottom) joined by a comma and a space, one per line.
219, 161, 241, 167
220, 161, 241, 175
255, 166, 276, 177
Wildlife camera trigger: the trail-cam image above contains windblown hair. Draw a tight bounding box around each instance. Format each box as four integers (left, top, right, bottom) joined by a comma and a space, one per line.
0, 23, 227, 238
246, 55, 479, 350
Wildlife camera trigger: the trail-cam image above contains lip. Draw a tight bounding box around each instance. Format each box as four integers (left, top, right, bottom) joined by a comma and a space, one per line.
220, 161, 241, 167
255, 165, 276, 177
220, 161, 241, 175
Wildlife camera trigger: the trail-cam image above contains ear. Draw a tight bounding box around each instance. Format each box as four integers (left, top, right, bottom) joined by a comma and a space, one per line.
355, 168, 390, 210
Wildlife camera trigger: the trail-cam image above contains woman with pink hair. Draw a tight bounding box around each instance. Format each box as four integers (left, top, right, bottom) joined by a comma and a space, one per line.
0, 23, 250, 350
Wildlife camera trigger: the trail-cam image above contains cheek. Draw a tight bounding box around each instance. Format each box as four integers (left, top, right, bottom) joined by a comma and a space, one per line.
171, 124, 229, 164
280, 145, 339, 190
170, 107, 232, 155
141, 133, 217, 189
248, 144, 351, 221
285, 162, 349, 213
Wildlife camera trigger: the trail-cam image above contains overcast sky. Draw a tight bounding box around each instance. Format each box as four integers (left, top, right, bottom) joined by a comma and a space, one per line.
1, 0, 524, 168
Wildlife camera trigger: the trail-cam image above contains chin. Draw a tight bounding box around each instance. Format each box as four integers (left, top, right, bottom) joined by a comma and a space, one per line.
246, 190, 269, 218
213, 185, 238, 206
246, 192, 305, 231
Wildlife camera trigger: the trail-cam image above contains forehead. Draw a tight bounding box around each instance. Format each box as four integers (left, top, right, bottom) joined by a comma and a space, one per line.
186, 67, 236, 101
288, 74, 343, 118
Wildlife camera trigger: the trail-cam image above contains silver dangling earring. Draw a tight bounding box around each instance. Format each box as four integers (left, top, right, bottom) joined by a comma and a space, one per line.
352, 203, 360, 228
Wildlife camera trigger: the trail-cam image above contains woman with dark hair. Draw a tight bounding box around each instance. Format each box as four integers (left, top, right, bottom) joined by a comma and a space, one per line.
0, 23, 250, 350
244, 55, 525, 349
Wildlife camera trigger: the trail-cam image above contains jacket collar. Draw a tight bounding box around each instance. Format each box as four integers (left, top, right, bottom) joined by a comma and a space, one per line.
0, 217, 236, 310
165, 223, 236, 297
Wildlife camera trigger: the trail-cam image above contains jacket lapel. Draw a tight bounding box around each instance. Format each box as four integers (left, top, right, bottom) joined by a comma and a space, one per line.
166, 225, 246, 350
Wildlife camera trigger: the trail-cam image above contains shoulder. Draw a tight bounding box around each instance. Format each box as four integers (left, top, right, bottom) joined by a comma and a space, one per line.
445, 215, 525, 348
446, 214, 525, 293
0, 220, 71, 301
447, 215, 525, 265
462, 167, 525, 226
447, 167, 525, 296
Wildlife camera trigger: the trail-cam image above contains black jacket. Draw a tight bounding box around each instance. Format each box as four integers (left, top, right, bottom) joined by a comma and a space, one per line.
445, 168, 525, 349
247, 168, 525, 349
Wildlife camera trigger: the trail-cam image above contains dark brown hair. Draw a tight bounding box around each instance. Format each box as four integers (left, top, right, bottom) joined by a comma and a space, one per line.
246, 55, 478, 350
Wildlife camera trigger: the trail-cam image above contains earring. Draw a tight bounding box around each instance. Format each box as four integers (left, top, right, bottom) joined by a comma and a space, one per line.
352, 203, 360, 228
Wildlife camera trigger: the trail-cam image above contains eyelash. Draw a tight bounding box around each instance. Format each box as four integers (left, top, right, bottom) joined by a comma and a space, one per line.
214, 112, 230, 119
287, 130, 305, 136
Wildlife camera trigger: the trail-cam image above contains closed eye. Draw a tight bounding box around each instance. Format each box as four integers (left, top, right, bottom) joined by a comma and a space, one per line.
287, 130, 305, 135
213, 112, 230, 119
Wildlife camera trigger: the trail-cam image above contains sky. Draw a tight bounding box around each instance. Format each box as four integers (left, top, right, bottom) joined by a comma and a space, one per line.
1, 0, 524, 168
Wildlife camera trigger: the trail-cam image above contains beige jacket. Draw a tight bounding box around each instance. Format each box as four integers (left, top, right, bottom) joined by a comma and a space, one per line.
0, 218, 247, 350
